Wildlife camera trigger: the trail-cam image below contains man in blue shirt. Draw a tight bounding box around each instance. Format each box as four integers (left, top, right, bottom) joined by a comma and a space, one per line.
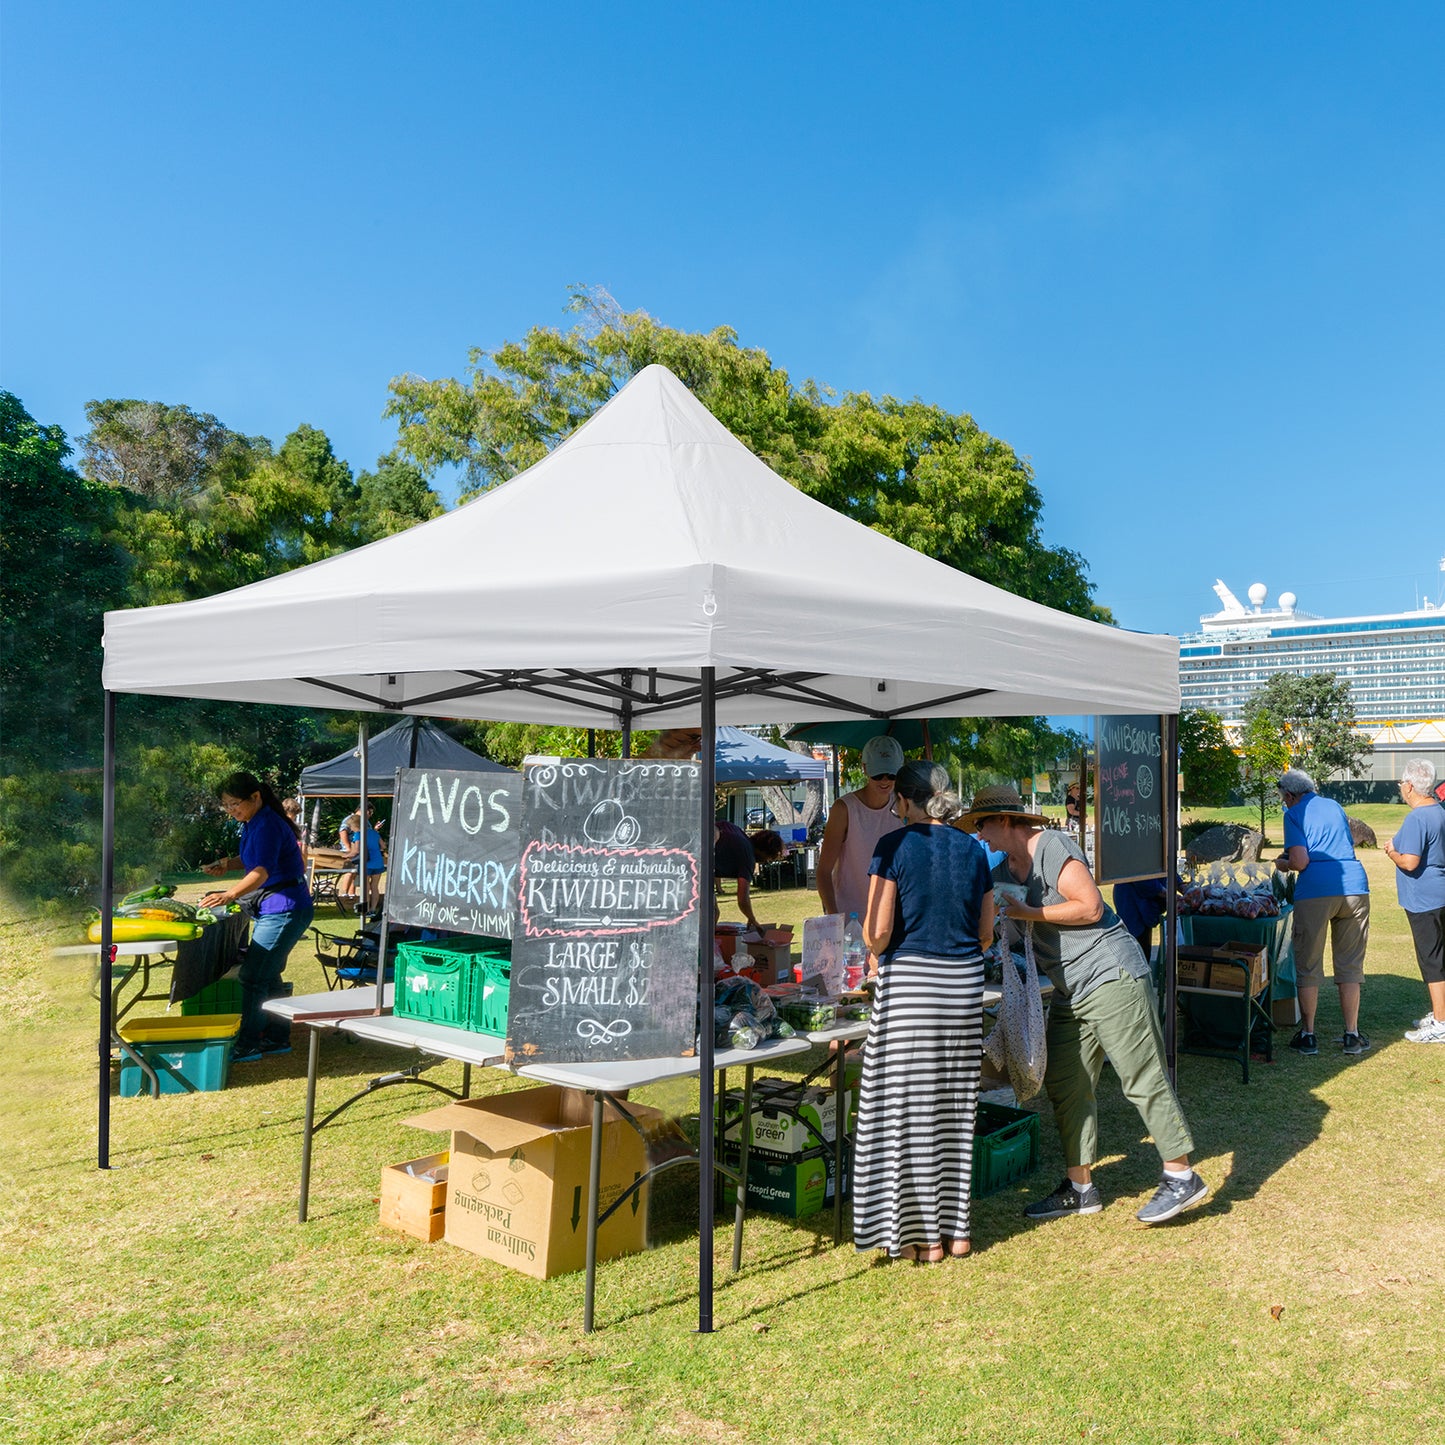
1275, 769, 1370, 1056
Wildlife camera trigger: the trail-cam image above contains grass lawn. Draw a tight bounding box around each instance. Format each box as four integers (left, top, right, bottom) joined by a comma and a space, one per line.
2, 844, 1443, 1444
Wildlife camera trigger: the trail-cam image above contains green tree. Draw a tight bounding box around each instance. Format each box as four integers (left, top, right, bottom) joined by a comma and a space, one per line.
386, 287, 1107, 622
1239, 711, 1290, 838
1241, 672, 1371, 783
1179, 708, 1239, 807
81, 399, 262, 504
346, 449, 444, 541
0, 392, 126, 769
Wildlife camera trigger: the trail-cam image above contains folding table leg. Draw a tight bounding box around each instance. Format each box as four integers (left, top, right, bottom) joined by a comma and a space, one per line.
298, 1027, 320, 1223
731, 1065, 754, 1273
832, 1045, 847, 1245
583, 1091, 604, 1334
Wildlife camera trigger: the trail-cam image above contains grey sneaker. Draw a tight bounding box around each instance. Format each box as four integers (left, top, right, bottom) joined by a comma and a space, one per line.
1288, 1029, 1318, 1055
1137, 1171, 1209, 1224
1024, 1177, 1103, 1221
1405, 1015, 1445, 1044
1341, 1031, 1371, 1055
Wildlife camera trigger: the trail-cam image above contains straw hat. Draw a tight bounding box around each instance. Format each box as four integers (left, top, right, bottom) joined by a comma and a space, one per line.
959, 784, 1047, 833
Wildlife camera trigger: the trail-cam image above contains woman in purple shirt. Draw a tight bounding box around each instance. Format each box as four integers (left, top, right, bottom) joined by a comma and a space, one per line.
202, 771, 314, 1063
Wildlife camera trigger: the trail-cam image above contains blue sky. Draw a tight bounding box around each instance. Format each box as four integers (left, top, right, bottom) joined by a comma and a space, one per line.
4, 2, 1443, 638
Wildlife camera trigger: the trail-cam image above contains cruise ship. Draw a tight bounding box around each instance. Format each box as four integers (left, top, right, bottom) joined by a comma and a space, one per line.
1177, 579, 1445, 784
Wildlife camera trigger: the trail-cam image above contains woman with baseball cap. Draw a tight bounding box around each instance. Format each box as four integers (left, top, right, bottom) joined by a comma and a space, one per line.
963, 785, 1207, 1227
816, 733, 906, 924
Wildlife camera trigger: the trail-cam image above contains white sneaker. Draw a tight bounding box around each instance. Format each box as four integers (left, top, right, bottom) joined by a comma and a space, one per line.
1404, 1016, 1445, 1044
1414, 1011, 1439, 1031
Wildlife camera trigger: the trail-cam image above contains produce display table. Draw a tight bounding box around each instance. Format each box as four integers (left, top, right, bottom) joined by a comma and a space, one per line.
1179, 908, 1296, 1073
58, 939, 181, 1096
1180, 907, 1296, 1005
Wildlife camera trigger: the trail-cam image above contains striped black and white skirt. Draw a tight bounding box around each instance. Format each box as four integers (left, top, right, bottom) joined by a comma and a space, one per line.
851, 952, 986, 1256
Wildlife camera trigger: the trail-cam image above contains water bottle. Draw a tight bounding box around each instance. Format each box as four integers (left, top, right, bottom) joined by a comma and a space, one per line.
843, 912, 865, 990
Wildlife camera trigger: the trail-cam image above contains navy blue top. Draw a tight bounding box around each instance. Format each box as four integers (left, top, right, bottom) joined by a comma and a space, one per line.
869, 823, 992, 959
239, 806, 310, 915
714, 819, 755, 881
1113, 877, 1169, 935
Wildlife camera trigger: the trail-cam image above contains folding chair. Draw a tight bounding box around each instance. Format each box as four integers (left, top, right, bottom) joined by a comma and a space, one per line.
311, 928, 394, 990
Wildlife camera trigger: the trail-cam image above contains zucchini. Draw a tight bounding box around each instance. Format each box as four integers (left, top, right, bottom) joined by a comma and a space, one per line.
87, 918, 203, 944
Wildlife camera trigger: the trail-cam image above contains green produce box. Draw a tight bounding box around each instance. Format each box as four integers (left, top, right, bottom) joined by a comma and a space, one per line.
721, 1082, 854, 1158
972, 1100, 1040, 1197
719, 1142, 840, 1219
180, 977, 242, 1015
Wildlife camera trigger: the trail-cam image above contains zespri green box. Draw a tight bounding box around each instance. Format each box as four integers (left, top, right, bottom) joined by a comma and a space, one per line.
719, 1143, 840, 1218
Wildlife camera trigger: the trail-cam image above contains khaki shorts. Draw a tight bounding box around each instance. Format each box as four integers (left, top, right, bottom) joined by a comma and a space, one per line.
1292, 894, 1370, 986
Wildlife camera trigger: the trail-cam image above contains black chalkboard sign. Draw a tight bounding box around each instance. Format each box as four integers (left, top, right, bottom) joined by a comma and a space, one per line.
1094, 715, 1167, 884
387, 768, 521, 936
506, 759, 702, 1064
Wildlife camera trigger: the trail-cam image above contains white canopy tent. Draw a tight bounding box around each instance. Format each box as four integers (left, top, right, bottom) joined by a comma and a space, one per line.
97, 363, 1181, 1332
103, 365, 1176, 726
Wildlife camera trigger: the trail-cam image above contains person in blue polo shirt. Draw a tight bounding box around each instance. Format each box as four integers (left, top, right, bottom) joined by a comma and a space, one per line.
1383, 759, 1445, 1045
202, 772, 314, 1063
1275, 769, 1370, 1056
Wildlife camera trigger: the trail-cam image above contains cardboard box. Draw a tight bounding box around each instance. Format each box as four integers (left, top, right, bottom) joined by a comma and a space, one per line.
719, 1143, 841, 1218
1204, 944, 1268, 996
380, 1150, 449, 1242
1176, 947, 1215, 989
1272, 995, 1300, 1028
1175, 944, 1267, 996
406, 1085, 659, 1280
744, 942, 794, 986
721, 1082, 853, 1158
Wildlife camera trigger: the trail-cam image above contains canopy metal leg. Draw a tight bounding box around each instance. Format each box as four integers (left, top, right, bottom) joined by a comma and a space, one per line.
98, 690, 116, 1169
698, 666, 716, 1333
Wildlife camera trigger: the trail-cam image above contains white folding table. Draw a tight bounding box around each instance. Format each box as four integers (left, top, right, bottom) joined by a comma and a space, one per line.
516, 1034, 813, 1332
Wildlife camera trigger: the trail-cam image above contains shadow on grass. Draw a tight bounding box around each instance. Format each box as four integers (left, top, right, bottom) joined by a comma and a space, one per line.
983, 971, 1433, 1227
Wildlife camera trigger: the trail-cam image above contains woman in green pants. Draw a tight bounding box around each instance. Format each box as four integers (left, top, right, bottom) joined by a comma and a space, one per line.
963, 786, 1208, 1226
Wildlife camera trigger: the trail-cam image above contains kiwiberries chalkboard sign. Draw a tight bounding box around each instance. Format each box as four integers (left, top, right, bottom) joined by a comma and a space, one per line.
1093, 715, 1167, 885
506, 759, 702, 1065
386, 768, 521, 936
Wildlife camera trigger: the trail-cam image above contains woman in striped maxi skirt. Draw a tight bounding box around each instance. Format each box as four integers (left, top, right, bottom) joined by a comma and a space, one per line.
852, 761, 995, 1263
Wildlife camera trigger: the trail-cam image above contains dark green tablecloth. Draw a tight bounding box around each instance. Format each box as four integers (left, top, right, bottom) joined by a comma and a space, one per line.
169, 912, 249, 1004
1178, 906, 1295, 1049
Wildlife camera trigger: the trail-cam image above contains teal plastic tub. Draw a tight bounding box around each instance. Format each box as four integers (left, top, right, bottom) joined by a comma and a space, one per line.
117, 1014, 240, 1097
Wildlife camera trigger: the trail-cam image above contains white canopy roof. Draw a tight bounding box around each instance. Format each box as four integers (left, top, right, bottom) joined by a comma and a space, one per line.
103, 364, 1178, 725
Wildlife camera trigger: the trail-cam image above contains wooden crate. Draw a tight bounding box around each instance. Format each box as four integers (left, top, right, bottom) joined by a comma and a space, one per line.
380, 1151, 449, 1242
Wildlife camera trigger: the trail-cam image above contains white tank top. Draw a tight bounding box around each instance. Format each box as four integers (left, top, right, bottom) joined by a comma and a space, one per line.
832, 792, 901, 922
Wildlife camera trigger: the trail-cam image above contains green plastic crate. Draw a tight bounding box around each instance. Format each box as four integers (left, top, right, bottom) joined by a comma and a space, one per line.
181, 977, 243, 1015
466, 954, 510, 1037
395, 938, 510, 1034
972, 1100, 1040, 1197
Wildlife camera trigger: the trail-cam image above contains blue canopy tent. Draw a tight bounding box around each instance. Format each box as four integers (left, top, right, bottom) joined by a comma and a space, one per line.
299, 716, 514, 797
712, 725, 826, 786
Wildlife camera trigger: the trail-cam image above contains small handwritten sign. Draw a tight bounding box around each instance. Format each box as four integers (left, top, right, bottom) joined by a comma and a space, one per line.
506, 759, 702, 1063
1094, 715, 1166, 884
386, 768, 520, 936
